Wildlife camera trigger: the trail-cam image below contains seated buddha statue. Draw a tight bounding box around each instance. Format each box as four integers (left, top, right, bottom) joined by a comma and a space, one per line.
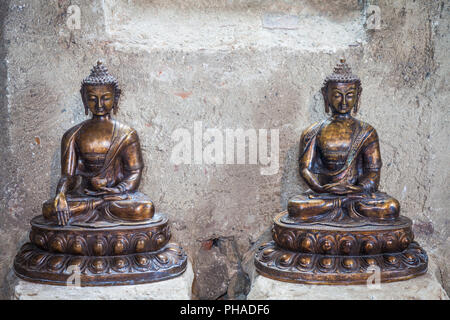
14, 61, 188, 286
254, 59, 427, 285
288, 59, 400, 223
42, 61, 154, 226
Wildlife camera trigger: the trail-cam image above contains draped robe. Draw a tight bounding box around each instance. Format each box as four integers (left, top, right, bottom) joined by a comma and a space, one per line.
43, 120, 154, 226
288, 118, 400, 222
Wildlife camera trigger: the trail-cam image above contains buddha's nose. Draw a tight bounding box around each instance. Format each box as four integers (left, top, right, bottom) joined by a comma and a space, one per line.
342, 96, 348, 106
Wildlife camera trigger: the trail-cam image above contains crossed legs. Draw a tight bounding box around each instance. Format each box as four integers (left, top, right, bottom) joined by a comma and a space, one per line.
288, 192, 399, 222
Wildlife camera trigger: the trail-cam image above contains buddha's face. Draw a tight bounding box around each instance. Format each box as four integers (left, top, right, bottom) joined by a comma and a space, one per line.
326, 82, 360, 115
84, 84, 115, 116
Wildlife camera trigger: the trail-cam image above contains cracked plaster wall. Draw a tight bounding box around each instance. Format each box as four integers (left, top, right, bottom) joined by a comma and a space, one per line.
0, 0, 448, 298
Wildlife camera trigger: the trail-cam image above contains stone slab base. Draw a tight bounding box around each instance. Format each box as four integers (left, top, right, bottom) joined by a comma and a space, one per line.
13, 261, 193, 300
248, 259, 448, 300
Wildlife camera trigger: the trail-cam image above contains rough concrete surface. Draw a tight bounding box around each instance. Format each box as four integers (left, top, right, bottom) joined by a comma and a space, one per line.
0, 0, 449, 299
13, 261, 193, 300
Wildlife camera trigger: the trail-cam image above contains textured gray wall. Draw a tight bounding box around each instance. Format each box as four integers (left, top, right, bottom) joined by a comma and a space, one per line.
0, 0, 448, 297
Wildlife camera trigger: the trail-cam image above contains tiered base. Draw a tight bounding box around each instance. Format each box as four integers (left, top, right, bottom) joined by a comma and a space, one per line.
254, 212, 428, 285
255, 241, 428, 284
14, 214, 187, 286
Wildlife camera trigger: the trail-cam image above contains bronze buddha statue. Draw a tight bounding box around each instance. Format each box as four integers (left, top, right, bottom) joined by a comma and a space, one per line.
14, 61, 187, 286
255, 59, 428, 284
42, 61, 154, 227
288, 60, 399, 223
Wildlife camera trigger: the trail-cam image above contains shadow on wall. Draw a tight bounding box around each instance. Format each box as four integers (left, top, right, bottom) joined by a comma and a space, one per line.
0, 0, 13, 300
280, 88, 325, 209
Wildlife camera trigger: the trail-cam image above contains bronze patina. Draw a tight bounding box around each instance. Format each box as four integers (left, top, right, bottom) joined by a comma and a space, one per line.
255, 59, 428, 284
14, 61, 187, 286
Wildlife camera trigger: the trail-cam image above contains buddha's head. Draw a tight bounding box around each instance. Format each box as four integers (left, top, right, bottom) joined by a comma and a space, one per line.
80, 61, 121, 116
321, 59, 362, 115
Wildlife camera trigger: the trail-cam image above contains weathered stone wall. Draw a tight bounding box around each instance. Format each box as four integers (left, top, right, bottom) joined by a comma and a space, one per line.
1, 0, 448, 298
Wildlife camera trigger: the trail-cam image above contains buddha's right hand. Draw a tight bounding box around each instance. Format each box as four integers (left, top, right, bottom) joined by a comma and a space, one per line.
54, 192, 70, 226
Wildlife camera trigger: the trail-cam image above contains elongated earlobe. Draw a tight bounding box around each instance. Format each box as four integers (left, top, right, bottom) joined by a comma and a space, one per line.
112, 86, 121, 115
112, 95, 119, 115
354, 86, 362, 114
80, 87, 89, 116
321, 87, 330, 114
353, 100, 359, 114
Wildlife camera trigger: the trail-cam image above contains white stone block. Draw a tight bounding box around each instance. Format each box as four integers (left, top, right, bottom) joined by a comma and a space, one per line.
13, 262, 193, 300
248, 260, 448, 300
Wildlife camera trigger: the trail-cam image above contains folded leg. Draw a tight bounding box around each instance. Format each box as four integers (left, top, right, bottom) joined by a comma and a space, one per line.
353, 192, 400, 221
42, 197, 103, 224
105, 192, 155, 221
288, 192, 341, 222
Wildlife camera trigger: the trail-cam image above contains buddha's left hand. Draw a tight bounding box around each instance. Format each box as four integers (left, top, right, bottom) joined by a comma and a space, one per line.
323, 182, 363, 195
84, 186, 121, 196
98, 186, 121, 194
